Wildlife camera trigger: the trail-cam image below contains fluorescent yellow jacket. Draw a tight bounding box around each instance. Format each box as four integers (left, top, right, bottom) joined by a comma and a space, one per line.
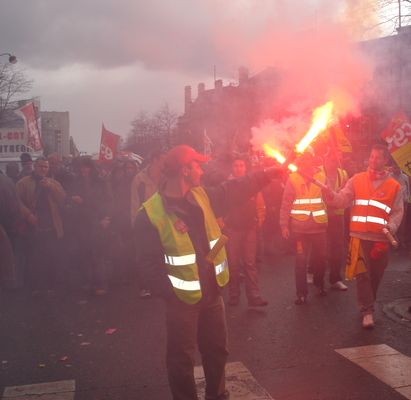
143, 186, 229, 304
329, 168, 348, 216
289, 169, 328, 224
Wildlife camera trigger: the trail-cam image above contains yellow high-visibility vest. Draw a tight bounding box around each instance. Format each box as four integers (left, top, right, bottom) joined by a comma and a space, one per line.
332, 168, 348, 216
143, 186, 229, 304
289, 169, 328, 224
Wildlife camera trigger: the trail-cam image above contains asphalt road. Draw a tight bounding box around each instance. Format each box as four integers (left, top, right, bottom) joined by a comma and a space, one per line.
1, 249, 411, 400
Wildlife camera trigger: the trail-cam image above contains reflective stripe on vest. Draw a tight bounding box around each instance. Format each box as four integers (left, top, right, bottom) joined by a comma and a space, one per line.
215, 259, 227, 275
351, 215, 387, 226
293, 198, 322, 205
210, 239, 218, 248
291, 208, 326, 217
168, 275, 201, 291
353, 199, 391, 214
164, 254, 196, 266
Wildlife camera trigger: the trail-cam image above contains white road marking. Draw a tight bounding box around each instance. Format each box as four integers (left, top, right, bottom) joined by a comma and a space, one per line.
336, 344, 411, 399
2, 380, 75, 400
194, 361, 273, 399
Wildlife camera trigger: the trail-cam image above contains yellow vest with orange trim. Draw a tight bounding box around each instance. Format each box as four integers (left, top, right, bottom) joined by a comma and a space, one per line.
143, 186, 229, 304
331, 168, 348, 216
350, 172, 400, 234
289, 169, 328, 224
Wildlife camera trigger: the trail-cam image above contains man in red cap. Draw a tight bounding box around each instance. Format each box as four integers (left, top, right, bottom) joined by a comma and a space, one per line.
134, 144, 282, 400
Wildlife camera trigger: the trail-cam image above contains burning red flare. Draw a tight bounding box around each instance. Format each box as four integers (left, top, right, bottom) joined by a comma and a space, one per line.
263, 144, 297, 172
295, 101, 334, 154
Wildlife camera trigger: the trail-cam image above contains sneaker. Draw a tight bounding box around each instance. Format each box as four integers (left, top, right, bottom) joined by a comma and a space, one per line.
362, 313, 375, 329
332, 281, 348, 291
248, 297, 268, 307
307, 273, 314, 284
227, 297, 239, 306
294, 296, 307, 305
139, 289, 151, 299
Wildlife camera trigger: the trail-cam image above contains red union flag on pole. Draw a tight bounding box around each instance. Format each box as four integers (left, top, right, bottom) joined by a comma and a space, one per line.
15, 101, 43, 151
380, 112, 411, 176
99, 124, 120, 163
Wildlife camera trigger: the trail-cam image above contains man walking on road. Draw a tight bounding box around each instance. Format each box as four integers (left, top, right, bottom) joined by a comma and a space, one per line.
323, 148, 349, 291
224, 156, 268, 307
280, 151, 328, 305
324, 144, 403, 329
134, 145, 281, 400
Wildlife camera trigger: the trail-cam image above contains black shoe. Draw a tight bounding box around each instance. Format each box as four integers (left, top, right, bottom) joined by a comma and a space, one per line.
227, 297, 239, 306
317, 288, 327, 297
294, 296, 307, 305
248, 297, 268, 307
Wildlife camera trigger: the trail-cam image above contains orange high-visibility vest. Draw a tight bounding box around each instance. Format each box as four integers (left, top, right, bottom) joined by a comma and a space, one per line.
289, 168, 328, 224
350, 172, 400, 234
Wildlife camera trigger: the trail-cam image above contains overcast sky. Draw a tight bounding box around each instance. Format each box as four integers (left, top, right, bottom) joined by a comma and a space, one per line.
0, 0, 399, 153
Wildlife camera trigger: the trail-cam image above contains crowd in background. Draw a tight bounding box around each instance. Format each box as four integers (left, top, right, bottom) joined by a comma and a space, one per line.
0, 146, 410, 299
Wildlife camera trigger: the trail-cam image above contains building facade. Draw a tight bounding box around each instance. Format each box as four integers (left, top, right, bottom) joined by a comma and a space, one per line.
41, 111, 70, 158
178, 27, 411, 161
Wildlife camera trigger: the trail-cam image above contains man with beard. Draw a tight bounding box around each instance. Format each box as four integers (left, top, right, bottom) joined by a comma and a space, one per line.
324, 144, 403, 329
134, 144, 282, 400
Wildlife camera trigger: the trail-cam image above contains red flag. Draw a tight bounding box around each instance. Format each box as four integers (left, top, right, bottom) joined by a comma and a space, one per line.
380, 112, 411, 152
15, 102, 43, 151
381, 113, 411, 176
99, 124, 120, 163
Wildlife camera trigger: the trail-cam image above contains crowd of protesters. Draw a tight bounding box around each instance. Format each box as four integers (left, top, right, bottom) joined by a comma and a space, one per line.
0, 151, 143, 296
1, 142, 410, 400
0, 145, 410, 306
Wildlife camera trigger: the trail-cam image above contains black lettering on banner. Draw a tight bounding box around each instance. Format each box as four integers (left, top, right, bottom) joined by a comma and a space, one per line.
9, 145, 15, 153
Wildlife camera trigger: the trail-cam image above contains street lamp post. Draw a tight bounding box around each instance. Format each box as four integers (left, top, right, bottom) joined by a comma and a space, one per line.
0, 53, 17, 64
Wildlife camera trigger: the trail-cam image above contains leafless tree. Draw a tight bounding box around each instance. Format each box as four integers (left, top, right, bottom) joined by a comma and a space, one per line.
153, 102, 178, 147
126, 103, 178, 155
0, 62, 33, 118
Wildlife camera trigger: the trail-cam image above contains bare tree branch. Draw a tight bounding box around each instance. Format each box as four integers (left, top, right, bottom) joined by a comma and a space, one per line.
0, 63, 33, 118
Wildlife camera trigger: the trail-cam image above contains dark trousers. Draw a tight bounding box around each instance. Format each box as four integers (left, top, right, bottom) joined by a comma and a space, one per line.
356, 240, 388, 315
0, 225, 15, 288
327, 215, 346, 284
295, 232, 327, 297
225, 226, 260, 300
165, 294, 228, 400
27, 230, 60, 290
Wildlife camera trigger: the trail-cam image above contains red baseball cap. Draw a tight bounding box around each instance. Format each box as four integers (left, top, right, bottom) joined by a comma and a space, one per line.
163, 145, 209, 176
